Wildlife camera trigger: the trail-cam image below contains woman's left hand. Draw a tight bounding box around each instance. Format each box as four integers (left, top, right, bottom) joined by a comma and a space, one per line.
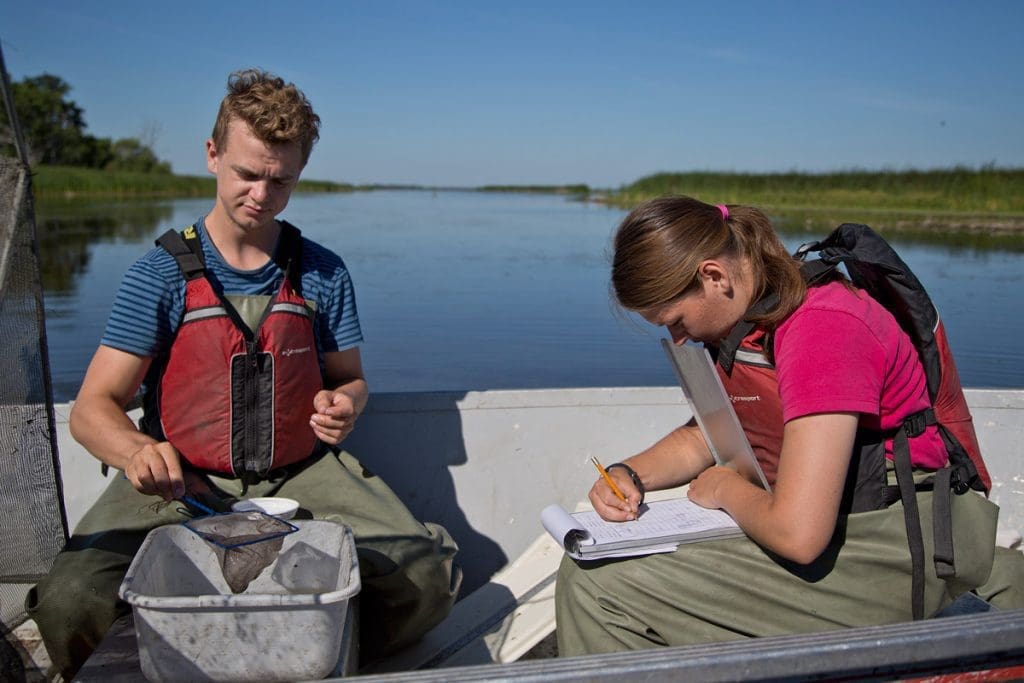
687, 465, 743, 509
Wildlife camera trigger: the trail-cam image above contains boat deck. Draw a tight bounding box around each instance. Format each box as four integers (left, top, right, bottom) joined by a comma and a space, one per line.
5, 387, 1023, 681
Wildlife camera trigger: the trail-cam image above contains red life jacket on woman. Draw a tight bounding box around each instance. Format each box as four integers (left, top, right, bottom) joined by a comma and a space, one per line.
713, 223, 990, 620
140, 223, 323, 481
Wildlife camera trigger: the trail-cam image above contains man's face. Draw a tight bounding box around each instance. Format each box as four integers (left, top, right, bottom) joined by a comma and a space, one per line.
206, 119, 304, 233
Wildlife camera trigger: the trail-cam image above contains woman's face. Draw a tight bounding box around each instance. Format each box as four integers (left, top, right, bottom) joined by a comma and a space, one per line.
639, 257, 751, 346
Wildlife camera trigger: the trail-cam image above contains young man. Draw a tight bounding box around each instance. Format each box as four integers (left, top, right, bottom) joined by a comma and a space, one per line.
28, 69, 459, 678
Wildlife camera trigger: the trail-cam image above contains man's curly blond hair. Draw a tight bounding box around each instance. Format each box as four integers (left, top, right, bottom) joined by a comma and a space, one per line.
211, 69, 321, 165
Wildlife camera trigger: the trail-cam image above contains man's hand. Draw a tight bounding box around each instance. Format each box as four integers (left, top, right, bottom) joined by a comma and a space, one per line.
310, 389, 359, 445
125, 441, 186, 501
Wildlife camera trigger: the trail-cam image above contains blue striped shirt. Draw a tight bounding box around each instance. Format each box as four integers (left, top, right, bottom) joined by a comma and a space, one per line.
101, 217, 363, 360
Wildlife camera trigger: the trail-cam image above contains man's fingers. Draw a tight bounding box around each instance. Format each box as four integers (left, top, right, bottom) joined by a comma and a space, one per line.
127, 443, 184, 501
159, 446, 185, 499
311, 416, 356, 446
312, 391, 330, 413
144, 454, 175, 501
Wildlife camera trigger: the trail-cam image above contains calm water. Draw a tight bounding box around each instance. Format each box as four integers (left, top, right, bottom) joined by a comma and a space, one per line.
38, 191, 1024, 403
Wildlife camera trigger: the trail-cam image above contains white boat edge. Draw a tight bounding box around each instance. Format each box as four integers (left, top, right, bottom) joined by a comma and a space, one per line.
52, 386, 1024, 559
48, 386, 1024, 679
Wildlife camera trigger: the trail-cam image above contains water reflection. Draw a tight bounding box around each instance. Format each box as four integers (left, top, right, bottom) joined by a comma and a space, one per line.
35, 199, 174, 294
35, 197, 1024, 300
772, 210, 1024, 253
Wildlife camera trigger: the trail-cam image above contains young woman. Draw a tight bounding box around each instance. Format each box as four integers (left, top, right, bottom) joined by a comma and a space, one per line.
555, 196, 1023, 654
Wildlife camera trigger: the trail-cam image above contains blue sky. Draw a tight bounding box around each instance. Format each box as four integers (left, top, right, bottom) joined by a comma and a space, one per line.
3, 1, 1023, 188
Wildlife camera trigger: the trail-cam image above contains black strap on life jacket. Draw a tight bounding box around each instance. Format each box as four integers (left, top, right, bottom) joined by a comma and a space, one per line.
156, 227, 205, 281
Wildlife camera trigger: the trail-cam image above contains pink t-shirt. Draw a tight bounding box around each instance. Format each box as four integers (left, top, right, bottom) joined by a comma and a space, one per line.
773, 281, 947, 468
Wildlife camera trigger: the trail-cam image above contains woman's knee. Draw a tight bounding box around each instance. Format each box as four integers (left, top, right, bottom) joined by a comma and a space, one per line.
980, 547, 1024, 609
555, 556, 609, 630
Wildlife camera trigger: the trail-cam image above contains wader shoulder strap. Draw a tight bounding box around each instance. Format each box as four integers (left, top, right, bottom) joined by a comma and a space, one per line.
893, 423, 926, 620
894, 407, 940, 620
932, 467, 956, 580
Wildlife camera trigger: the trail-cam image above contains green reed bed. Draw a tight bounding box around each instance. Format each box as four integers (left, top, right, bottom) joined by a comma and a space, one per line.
31, 165, 354, 198
607, 168, 1024, 216
479, 184, 591, 196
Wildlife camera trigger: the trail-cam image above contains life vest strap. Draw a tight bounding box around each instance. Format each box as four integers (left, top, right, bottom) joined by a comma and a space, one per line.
902, 407, 936, 438
892, 426, 926, 620
932, 467, 957, 580
156, 228, 205, 280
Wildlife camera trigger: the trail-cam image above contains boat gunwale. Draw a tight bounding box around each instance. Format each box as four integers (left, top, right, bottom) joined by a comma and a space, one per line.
351, 608, 1024, 682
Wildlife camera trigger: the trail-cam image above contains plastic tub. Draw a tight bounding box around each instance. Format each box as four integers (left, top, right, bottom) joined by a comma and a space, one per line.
119, 520, 360, 682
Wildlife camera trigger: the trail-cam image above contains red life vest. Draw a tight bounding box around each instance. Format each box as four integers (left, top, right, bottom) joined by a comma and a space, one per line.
789, 224, 990, 496
714, 223, 990, 619
712, 328, 784, 486
715, 320, 966, 509
142, 223, 323, 480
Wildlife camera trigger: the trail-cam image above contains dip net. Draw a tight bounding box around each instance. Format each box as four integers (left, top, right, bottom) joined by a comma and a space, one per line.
0, 49, 67, 628
184, 511, 297, 593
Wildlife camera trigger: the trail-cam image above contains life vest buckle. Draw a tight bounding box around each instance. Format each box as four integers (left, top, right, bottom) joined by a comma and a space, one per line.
794, 240, 820, 260
950, 466, 972, 495
901, 408, 934, 438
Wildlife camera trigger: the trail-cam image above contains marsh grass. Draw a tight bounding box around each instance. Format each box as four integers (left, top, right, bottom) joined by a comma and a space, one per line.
478, 184, 590, 196
607, 167, 1024, 215
28, 165, 1024, 242
32, 165, 354, 198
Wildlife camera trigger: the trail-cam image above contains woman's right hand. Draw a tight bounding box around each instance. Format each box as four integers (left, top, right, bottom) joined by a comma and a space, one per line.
589, 468, 642, 522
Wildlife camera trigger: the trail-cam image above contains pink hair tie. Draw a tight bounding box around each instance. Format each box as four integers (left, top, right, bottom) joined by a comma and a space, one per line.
717, 204, 729, 220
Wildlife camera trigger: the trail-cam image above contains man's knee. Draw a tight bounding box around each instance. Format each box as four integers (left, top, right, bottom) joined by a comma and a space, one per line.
356, 524, 460, 656
28, 569, 124, 677
30, 565, 109, 623
28, 547, 132, 672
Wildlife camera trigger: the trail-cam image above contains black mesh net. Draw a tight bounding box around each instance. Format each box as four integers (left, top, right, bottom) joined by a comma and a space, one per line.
0, 62, 67, 627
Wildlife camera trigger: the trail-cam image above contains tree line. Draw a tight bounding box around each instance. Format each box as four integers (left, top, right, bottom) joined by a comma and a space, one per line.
1, 73, 172, 173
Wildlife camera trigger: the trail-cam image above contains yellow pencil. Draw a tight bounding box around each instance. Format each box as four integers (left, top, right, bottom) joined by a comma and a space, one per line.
590, 456, 628, 504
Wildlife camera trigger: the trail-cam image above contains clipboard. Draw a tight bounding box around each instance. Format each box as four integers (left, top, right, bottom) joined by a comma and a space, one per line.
541, 499, 743, 560
661, 339, 772, 492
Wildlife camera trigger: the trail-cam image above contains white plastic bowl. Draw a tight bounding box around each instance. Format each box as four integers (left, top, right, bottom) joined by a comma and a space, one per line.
231, 497, 300, 520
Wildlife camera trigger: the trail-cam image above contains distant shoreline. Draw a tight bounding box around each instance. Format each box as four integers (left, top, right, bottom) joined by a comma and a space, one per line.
31, 165, 1024, 235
